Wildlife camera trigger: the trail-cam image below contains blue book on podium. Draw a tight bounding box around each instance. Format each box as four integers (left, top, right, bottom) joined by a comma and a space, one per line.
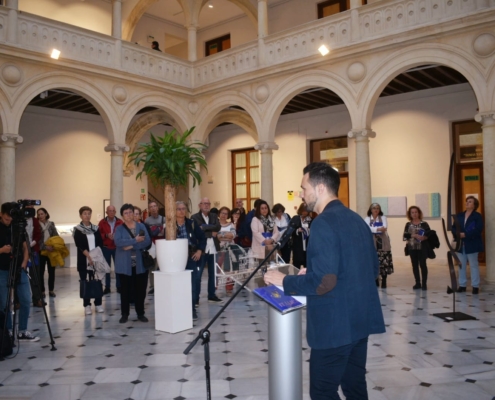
253, 285, 305, 315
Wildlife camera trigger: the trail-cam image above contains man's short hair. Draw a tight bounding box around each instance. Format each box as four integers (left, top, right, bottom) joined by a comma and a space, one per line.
1, 202, 16, 215
303, 162, 340, 197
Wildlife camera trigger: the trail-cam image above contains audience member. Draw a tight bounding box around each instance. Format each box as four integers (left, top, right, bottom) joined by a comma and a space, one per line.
25, 205, 43, 307
37, 207, 60, 298
251, 200, 279, 263
98, 205, 123, 294
272, 203, 291, 263
292, 202, 311, 269
238, 199, 263, 248
145, 201, 164, 295
151, 41, 161, 51
230, 207, 242, 244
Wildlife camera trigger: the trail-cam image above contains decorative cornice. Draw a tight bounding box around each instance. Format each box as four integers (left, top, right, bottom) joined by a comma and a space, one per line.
0, 134, 23, 144
104, 143, 130, 153
255, 141, 279, 151
347, 129, 376, 139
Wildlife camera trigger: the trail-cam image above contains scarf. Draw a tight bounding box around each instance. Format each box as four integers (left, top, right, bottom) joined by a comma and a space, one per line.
260, 215, 275, 233
40, 220, 53, 242
73, 222, 98, 236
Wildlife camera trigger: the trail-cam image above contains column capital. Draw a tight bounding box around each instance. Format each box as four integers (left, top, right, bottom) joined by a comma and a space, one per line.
255, 141, 278, 151
185, 24, 198, 31
0, 134, 23, 145
104, 143, 129, 153
347, 129, 376, 139
475, 112, 495, 126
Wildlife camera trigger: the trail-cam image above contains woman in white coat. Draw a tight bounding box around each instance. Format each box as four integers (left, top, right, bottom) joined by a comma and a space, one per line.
251, 200, 280, 263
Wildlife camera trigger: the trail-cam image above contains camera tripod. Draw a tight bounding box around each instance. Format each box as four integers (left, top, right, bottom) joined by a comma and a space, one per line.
0, 218, 56, 360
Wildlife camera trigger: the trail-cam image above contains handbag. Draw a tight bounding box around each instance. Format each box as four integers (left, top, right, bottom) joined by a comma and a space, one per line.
404, 244, 410, 256
80, 271, 103, 299
122, 224, 154, 270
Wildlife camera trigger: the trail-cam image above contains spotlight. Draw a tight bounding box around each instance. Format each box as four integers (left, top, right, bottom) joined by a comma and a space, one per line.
318, 45, 329, 56
208, 1, 213, 8
51, 49, 61, 59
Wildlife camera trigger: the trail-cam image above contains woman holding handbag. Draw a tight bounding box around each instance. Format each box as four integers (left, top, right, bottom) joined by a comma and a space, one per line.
114, 204, 151, 324
73, 206, 104, 315
37, 207, 59, 298
365, 203, 394, 288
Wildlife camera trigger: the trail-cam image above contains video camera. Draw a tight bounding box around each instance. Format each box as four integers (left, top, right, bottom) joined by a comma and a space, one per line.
8, 199, 41, 219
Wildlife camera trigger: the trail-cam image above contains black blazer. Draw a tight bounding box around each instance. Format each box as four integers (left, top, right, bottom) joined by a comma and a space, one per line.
73, 227, 104, 272
191, 211, 221, 251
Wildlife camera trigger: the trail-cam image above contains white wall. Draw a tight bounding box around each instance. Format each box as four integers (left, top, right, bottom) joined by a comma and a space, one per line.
17, 106, 111, 225
202, 83, 478, 263
19, 0, 112, 36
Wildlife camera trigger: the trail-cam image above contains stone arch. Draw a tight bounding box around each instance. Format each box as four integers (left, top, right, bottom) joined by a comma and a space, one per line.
193, 92, 261, 143
0, 88, 9, 134
360, 44, 489, 128
264, 71, 358, 142
123, 0, 257, 42
120, 93, 190, 145
12, 72, 118, 142
123, 109, 183, 175
205, 109, 258, 141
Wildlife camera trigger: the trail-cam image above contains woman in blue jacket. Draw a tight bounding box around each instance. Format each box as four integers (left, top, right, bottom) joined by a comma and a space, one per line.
114, 203, 151, 323
452, 196, 484, 294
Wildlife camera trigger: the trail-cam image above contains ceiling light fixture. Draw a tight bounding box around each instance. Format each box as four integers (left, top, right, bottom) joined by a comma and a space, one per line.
51, 49, 61, 59
318, 45, 329, 56
208, 1, 213, 8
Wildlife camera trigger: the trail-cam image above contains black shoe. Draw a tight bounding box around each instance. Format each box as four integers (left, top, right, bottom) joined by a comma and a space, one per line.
208, 296, 223, 303
472, 287, 479, 294
103, 287, 111, 295
116, 287, 121, 294
137, 315, 148, 322
422, 283, 427, 291
148, 288, 154, 295
193, 310, 198, 321
413, 283, 422, 290
119, 315, 128, 324
49, 291, 56, 298
457, 286, 466, 293
17, 331, 40, 342
375, 279, 379, 287
381, 279, 387, 289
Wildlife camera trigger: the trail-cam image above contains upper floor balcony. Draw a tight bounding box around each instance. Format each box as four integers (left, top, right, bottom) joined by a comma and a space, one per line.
0, 0, 493, 91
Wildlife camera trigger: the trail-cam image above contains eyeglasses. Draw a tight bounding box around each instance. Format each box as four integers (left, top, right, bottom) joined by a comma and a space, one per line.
201, 202, 211, 205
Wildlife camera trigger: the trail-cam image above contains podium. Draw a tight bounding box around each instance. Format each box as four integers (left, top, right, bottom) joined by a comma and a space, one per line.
153, 270, 192, 333
250, 264, 304, 400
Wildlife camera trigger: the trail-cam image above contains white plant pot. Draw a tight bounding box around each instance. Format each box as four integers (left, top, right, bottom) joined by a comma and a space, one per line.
156, 238, 189, 273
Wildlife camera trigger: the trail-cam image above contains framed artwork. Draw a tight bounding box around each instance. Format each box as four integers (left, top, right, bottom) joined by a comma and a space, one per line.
103, 199, 110, 215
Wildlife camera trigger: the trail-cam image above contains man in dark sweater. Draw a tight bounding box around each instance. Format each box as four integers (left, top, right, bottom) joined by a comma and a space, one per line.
264, 163, 385, 399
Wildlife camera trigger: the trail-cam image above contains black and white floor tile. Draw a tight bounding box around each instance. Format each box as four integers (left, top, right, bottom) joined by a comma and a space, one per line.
1, 262, 495, 400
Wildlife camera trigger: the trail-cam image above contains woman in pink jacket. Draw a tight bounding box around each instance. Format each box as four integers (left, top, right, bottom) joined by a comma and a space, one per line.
250, 200, 280, 263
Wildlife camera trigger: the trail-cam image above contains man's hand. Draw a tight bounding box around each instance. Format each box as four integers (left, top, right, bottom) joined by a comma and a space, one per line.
107, 233, 114, 240
264, 270, 286, 286
0, 244, 11, 254
191, 250, 202, 262
460, 233, 466, 238
298, 268, 307, 275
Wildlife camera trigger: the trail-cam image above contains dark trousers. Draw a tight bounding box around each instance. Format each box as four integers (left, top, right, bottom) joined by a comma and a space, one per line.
310, 337, 369, 400
118, 269, 148, 317
410, 249, 428, 284
197, 253, 216, 299
187, 258, 199, 311
101, 247, 120, 289
39, 255, 55, 293
78, 269, 102, 307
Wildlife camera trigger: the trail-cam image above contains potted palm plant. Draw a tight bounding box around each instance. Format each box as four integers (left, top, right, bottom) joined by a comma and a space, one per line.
128, 127, 207, 272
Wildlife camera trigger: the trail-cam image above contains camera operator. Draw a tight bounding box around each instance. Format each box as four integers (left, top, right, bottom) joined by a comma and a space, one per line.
0, 202, 39, 342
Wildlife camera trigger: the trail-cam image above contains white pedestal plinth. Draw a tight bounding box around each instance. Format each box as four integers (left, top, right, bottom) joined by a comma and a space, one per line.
153, 270, 192, 333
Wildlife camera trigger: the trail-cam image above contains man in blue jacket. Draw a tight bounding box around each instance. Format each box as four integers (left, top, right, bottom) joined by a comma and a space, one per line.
264, 162, 385, 400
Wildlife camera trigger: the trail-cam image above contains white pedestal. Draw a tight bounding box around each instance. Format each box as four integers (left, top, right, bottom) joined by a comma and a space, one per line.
60, 234, 77, 268
153, 270, 192, 333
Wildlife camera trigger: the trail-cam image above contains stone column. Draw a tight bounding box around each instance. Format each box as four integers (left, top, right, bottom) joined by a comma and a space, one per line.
258, 0, 268, 66
188, 172, 202, 215
105, 143, 129, 213
0, 134, 23, 204
6, 0, 19, 44
187, 24, 197, 62
348, 129, 375, 217
112, 0, 122, 39
255, 141, 279, 207
475, 111, 495, 282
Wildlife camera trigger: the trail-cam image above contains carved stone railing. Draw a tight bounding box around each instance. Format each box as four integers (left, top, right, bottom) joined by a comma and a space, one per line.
0, 0, 494, 90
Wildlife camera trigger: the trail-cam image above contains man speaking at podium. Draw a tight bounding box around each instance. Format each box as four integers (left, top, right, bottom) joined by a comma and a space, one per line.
264, 162, 385, 400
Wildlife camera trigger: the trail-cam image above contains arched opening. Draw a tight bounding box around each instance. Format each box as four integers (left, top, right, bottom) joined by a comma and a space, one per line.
16, 88, 116, 225
365, 62, 481, 264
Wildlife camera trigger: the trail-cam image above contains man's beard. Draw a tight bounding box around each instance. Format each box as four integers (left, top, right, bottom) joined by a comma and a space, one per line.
305, 200, 316, 212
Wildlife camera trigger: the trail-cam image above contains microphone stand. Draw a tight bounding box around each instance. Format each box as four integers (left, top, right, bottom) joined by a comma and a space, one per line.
183, 224, 296, 400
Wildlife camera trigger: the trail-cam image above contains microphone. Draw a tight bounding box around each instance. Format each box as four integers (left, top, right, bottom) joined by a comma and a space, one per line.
277, 216, 301, 248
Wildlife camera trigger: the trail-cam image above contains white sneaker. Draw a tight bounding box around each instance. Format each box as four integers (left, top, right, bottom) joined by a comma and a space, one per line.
85, 305, 92, 315
95, 305, 104, 313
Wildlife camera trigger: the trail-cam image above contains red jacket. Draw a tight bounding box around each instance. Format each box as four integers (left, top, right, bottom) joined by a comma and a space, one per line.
31, 217, 42, 253
98, 217, 123, 249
